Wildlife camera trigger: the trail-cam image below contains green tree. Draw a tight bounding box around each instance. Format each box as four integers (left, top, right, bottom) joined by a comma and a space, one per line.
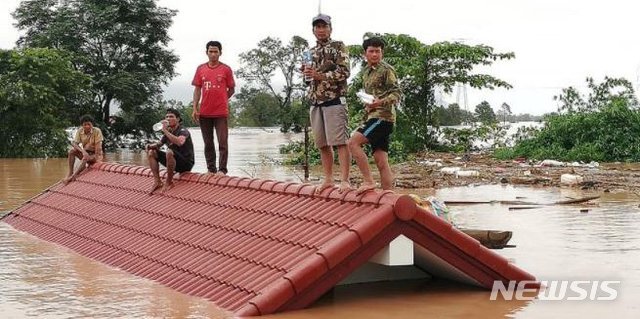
0, 48, 91, 157
506, 100, 640, 162
475, 101, 496, 124
13, 0, 179, 123
433, 103, 475, 126
554, 76, 638, 113
348, 33, 514, 152
232, 88, 281, 127
237, 36, 309, 132
497, 77, 640, 162
498, 102, 512, 124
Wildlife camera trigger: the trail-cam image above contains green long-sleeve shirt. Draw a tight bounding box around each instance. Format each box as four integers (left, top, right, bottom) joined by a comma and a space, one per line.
362, 61, 401, 122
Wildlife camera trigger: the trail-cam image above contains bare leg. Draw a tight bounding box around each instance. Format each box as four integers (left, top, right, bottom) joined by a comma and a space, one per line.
315, 145, 335, 194
148, 149, 163, 193
336, 144, 352, 192
163, 150, 176, 191
373, 150, 393, 190
62, 149, 81, 184
65, 152, 96, 184
348, 132, 376, 194
69, 153, 97, 181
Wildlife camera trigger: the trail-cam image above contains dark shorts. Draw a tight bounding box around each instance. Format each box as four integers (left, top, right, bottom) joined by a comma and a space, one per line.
157, 150, 194, 173
357, 118, 394, 152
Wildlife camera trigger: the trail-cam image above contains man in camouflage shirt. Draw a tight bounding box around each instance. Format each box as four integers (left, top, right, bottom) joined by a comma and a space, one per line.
303, 13, 352, 193
348, 37, 401, 193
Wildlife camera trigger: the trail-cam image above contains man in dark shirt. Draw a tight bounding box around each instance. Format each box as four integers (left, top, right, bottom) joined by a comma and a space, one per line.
146, 108, 195, 192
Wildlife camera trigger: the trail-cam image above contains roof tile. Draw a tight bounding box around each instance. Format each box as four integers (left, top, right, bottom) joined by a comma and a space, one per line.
2, 163, 537, 315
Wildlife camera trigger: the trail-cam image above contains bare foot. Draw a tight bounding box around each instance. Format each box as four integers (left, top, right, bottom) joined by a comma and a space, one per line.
162, 182, 174, 192
338, 181, 352, 193
149, 180, 163, 194
315, 182, 335, 195
61, 176, 74, 185
355, 183, 376, 195
214, 171, 226, 176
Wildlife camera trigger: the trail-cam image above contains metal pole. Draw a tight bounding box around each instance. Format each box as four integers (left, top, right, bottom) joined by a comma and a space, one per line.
304, 120, 309, 182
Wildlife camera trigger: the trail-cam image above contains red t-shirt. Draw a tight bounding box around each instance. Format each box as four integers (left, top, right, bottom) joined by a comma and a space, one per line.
192, 62, 235, 117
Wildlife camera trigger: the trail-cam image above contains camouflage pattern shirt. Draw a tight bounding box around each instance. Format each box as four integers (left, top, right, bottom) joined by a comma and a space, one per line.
307, 39, 350, 105
362, 61, 401, 123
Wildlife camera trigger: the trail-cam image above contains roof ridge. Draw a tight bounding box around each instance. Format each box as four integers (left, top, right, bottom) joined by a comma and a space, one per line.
91, 163, 407, 207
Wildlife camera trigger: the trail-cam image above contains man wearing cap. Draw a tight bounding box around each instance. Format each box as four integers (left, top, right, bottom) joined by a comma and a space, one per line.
303, 13, 352, 194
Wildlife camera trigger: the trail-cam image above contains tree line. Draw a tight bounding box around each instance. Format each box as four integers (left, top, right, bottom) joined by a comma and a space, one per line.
3, 0, 632, 163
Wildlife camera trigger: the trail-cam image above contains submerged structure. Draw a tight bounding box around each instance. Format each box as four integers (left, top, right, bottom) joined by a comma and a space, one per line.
2, 163, 536, 316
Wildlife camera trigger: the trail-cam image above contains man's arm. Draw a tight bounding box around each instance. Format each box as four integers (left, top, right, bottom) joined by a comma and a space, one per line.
145, 140, 163, 151
366, 68, 401, 111
71, 141, 83, 153
227, 67, 236, 99
71, 129, 83, 152
162, 128, 187, 147
378, 69, 402, 107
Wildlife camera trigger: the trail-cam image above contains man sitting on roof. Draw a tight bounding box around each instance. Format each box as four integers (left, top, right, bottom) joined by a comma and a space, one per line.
63, 114, 104, 184
146, 108, 195, 192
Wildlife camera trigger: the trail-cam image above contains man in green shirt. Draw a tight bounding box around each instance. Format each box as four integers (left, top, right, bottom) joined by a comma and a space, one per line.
348, 37, 401, 193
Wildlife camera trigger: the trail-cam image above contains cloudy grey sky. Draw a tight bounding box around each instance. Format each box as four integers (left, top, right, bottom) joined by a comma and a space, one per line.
2, 0, 639, 115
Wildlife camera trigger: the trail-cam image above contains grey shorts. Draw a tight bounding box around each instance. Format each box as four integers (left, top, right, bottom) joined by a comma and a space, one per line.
310, 103, 348, 148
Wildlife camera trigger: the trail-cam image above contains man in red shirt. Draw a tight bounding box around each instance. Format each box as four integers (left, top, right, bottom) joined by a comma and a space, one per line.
192, 41, 236, 175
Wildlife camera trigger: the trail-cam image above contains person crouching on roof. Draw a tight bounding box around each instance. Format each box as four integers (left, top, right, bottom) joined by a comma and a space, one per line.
63, 114, 104, 184
146, 108, 195, 192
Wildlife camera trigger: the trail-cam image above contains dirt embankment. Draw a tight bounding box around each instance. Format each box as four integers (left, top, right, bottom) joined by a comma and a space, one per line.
387, 152, 640, 192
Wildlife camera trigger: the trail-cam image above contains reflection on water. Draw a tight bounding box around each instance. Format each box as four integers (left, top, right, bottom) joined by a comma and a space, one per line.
1, 128, 640, 318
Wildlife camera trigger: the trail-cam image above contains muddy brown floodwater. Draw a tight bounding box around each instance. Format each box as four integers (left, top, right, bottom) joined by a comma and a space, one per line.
1, 128, 639, 318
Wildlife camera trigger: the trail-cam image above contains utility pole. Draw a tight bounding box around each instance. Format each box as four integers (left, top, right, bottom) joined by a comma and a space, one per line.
452, 38, 470, 125
455, 82, 469, 124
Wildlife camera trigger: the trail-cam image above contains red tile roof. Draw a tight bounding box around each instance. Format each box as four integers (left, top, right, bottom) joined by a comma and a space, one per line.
2, 163, 536, 316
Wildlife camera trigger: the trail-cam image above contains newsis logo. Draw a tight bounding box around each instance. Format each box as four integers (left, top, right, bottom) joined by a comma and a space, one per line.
490, 280, 621, 301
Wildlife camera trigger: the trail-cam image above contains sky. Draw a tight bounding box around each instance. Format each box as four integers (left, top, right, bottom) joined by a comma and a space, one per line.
1, 0, 640, 115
